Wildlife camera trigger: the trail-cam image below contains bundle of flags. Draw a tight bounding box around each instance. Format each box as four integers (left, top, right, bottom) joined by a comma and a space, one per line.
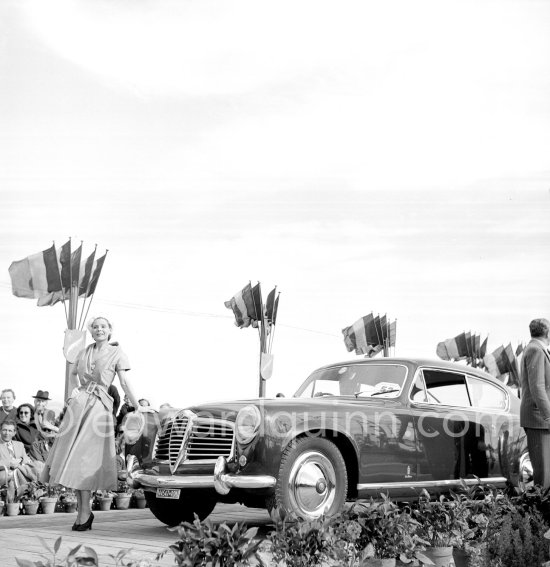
224, 282, 280, 381
8, 240, 107, 310
482, 343, 523, 387
436, 332, 488, 367
342, 313, 396, 357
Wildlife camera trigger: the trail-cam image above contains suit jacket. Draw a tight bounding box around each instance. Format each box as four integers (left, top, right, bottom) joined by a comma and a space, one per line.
520, 339, 550, 428
0, 439, 31, 469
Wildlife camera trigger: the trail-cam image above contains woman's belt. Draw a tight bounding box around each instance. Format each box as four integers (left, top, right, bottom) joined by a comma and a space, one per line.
80, 381, 114, 413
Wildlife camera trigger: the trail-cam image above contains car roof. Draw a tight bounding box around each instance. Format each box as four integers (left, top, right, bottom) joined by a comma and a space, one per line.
314, 357, 502, 384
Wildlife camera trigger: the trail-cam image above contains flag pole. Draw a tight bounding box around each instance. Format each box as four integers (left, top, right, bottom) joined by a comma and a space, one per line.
257, 283, 267, 398
64, 239, 75, 402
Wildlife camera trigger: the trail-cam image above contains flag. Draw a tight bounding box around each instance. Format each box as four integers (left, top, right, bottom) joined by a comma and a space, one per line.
436, 336, 461, 360
342, 315, 383, 356
504, 343, 520, 387
88, 252, 106, 295
59, 240, 71, 289
455, 332, 469, 358
464, 332, 472, 359
380, 314, 388, 344
71, 243, 82, 286
225, 283, 260, 328
480, 336, 488, 358
8, 244, 62, 300
38, 248, 105, 307
79, 248, 97, 295
373, 315, 384, 345
436, 341, 451, 360
388, 320, 397, 347
516, 343, 524, 357
363, 313, 378, 346
251, 283, 263, 328
484, 346, 507, 377
266, 289, 280, 325
474, 334, 481, 359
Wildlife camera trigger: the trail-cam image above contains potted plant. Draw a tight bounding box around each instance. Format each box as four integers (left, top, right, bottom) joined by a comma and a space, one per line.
96, 489, 115, 511
40, 484, 59, 514
17, 480, 46, 515
412, 490, 469, 567
132, 488, 147, 509
5, 479, 20, 516
115, 480, 132, 510
62, 488, 78, 513
352, 495, 430, 567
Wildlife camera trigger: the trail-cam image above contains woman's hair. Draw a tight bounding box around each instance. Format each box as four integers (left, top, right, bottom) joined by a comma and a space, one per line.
87, 316, 113, 341
17, 403, 35, 419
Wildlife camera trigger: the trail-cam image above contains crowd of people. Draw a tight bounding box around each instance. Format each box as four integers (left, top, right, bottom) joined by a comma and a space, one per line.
0, 386, 153, 491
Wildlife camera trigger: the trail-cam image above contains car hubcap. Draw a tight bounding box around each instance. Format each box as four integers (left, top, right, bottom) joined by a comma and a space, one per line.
288, 450, 336, 518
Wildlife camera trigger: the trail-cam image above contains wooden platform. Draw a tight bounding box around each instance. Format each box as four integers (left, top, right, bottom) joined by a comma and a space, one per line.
0, 504, 272, 566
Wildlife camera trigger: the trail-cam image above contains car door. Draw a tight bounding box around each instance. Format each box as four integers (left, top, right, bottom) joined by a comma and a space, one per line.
411, 367, 472, 482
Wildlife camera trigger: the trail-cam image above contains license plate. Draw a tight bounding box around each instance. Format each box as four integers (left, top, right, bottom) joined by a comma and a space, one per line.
156, 488, 181, 499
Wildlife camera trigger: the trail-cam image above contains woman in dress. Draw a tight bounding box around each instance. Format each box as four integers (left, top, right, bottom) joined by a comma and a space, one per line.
42, 316, 140, 531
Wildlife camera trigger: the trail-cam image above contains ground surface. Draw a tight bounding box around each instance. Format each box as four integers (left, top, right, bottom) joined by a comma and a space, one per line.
0, 503, 271, 566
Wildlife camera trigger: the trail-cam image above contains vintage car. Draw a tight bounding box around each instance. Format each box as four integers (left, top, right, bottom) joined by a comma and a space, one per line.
126, 358, 531, 526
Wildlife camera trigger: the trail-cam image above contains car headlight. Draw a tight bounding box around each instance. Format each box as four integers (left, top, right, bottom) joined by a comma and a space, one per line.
235, 405, 261, 445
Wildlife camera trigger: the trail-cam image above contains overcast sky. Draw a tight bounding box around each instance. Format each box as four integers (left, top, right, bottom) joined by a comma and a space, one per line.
1, 0, 549, 410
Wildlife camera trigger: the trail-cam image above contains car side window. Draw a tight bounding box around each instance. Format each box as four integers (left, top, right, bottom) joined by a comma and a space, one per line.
410, 370, 428, 402
467, 376, 507, 410
418, 369, 471, 407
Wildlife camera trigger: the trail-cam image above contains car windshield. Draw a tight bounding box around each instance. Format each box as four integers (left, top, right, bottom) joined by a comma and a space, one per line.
294, 363, 408, 398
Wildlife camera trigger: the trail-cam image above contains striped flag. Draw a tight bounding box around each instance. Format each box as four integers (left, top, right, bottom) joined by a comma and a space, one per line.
388, 320, 397, 347
8, 243, 62, 300
224, 283, 260, 328
342, 314, 383, 356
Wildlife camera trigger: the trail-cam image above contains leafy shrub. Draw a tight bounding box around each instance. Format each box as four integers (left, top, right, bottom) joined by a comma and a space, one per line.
267, 515, 334, 567
166, 514, 261, 567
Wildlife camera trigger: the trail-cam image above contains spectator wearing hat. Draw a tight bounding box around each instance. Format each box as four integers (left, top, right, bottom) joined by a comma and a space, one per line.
33, 390, 59, 443
0, 389, 17, 427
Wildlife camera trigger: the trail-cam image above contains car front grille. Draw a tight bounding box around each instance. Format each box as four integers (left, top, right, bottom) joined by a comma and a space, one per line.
154, 412, 234, 468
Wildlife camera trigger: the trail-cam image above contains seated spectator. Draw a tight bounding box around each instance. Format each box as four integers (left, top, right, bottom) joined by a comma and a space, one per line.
32, 390, 58, 443
0, 389, 17, 427
138, 398, 150, 407
116, 395, 135, 434
14, 403, 49, 462
0, 420, 43, 486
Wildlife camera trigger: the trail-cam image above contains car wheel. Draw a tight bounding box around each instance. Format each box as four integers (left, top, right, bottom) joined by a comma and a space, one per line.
144, 490, 216, 526
268, 437, 348, 521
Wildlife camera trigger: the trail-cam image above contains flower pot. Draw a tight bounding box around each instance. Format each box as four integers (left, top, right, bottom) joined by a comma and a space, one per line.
64, 501, 77, 513
98, 497, 113, 511
422, 546, 454, 567
453, 547, 469, 567
134, 496, 146, 509
40, 497, 58, 514
6, 502, 20, 516
115, 493, 131, 510
24, 501, 39, 515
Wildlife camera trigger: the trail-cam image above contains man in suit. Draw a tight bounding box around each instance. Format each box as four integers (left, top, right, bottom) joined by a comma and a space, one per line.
520, 318, 550, 488
0, 419, 43, 486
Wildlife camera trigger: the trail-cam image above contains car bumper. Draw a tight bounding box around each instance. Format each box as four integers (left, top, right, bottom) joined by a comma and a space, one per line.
131, 457, 277, 495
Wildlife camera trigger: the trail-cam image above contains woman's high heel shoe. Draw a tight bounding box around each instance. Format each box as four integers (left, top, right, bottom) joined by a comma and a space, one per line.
75, 512, 94, 531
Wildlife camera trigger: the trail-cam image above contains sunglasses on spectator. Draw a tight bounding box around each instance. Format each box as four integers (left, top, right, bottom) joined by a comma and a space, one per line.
19, 411, 31, 415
